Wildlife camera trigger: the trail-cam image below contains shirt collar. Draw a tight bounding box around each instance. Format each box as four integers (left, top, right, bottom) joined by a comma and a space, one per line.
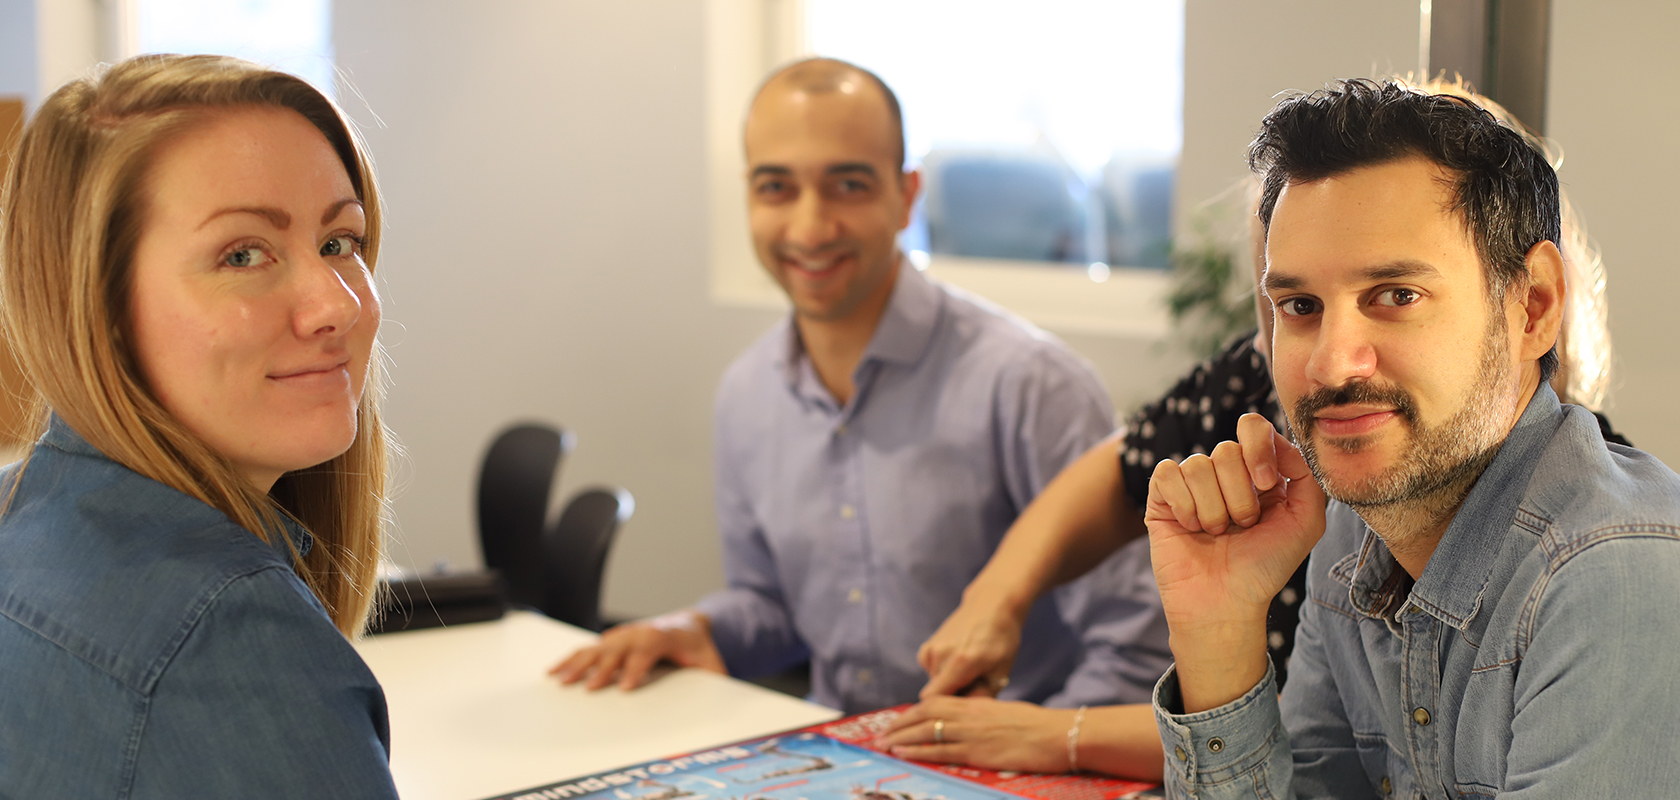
39, 413, 315, 560
1335, 383, 1563, 629
778, 255, 945, 398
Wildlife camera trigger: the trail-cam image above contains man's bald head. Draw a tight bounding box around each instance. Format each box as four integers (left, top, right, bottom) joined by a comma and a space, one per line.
749, 57, 906, 173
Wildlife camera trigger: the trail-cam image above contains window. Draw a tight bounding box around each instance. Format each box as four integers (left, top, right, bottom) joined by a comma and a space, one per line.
808, 0, 1183, 272
705, 0, 1182, 337
129, 0, 336, 97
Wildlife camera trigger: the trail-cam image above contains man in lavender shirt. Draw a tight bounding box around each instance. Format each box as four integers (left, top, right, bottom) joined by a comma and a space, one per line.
554, 58, 1169, 714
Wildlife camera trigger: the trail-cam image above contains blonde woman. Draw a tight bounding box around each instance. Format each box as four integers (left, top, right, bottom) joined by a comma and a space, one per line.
0, 55, 397, 797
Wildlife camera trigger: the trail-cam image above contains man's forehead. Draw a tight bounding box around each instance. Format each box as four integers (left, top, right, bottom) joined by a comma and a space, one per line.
744, 89, 897, 171
1264, 157, 1479, 289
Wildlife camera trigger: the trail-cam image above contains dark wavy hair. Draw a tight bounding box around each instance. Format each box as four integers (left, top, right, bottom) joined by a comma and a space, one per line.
1250, 78, 1560, 380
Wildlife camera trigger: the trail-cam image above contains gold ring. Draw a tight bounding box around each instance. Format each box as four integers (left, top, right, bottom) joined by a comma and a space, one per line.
934, 718, 945, 744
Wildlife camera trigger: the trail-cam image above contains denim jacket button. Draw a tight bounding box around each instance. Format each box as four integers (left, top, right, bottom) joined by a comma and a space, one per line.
1412, 707, 1432, 726
1380, 776, 1392, 794
1207, 737, 1224, 753
1174, 745, 1187, 761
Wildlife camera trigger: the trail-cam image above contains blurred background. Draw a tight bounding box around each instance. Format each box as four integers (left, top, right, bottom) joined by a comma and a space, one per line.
2, 0, 1674, 622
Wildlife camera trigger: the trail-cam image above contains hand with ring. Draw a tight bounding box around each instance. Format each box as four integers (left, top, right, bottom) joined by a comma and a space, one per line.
877, 695, 1071, 773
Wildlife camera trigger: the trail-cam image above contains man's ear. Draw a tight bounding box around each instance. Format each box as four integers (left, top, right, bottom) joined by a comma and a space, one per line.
897, 168, 922, 230
1513, 239, 1566, 363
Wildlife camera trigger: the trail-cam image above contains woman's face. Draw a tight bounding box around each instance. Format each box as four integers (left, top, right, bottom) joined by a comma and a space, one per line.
128, 105, 379, 491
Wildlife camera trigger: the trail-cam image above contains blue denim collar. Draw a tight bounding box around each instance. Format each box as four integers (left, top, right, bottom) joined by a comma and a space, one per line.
1334, 384, 1562, 629
38, 414, 314, 560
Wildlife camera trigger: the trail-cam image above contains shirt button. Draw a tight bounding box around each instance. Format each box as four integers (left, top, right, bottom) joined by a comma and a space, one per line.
1406, 604, 1421, 616
1380, 776, 1392, 794
857, 669, 873, 683
1412, 707, 1432, 726
840, 504, 856, 519
1206, 737, 1224, 753
1174, 745, 1187, 761
848, 588, 864, 603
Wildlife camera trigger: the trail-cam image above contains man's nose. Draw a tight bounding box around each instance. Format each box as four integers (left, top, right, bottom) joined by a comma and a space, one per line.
1305, 307, 1377, 388
786, 190, 839, 249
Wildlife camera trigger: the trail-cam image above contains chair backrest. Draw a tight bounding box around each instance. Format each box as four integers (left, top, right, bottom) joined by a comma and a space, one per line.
541, 486, 634, 631
476, 423, 572, 608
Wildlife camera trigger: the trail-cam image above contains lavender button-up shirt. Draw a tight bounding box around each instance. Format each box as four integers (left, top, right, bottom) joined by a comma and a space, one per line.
698, 261, 1170, 713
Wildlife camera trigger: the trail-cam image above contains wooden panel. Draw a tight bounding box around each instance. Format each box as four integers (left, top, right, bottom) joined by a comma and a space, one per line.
1, 97, 36, 450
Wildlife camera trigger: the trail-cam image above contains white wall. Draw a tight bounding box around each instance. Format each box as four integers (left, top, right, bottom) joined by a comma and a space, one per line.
334, 1, 1200, 620
1548, 0, 1680, 466
1, 0, 37, 107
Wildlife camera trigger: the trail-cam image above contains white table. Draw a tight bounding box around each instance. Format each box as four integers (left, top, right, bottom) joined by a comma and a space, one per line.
354, 611, 840, 800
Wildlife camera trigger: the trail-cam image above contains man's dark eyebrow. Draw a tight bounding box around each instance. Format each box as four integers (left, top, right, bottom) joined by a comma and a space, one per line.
198, 207, 290, 231
1263, 260, 1443, 295
827, 162, 878, 178
1263, 272, 1304, 294
1359, 260, 1441, 282
749, 165, 792, 179
321, 198, 363, 225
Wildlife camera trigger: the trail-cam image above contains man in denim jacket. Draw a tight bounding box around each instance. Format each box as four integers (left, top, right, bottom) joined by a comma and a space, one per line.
1144, 79, 1680, 798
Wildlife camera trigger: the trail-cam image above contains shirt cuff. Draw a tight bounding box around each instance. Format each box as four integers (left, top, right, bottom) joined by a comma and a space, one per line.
1153, 660, 1284, 793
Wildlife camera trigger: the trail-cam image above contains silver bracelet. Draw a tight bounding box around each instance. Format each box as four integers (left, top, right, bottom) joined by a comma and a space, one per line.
1066, 705, 1088, 773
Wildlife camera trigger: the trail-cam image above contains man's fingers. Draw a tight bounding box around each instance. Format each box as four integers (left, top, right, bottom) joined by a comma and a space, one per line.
1237, 413, 1280, 491
1270, 428, 1323, 504
582, 644, 630, 690
617, 646, 662, 691
1148, 459, 1202, 532
920, 654, 982, 699
1211, 440, 1262, 528
1179, 454, 1232, 534
549, 647, 597, 681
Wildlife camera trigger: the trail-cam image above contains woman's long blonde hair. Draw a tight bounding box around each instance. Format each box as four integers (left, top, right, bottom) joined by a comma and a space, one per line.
0, 54, 387, 637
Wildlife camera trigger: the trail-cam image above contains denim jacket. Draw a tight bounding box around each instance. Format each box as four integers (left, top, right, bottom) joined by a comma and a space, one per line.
1153, 385, 1680, 799
0, 419, 398, 798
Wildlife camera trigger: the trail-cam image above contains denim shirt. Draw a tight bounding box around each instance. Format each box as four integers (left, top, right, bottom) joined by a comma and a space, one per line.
699, 261, 1170, 713
1152, 385, 1680, 799
0, 419, 398, 798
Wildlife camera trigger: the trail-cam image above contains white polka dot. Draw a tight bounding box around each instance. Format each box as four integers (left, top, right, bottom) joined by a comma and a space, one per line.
1203, 413, 1216, 431
1191, 444, 1206, 456
1140, 421, 1155, 438
1269, 631, 1285, 650
1124, 449, 1139, 465
1280, 588, 1299, 605
1142, 449, 1154, 464
1250, 354, 1263, 369
1227, 376, 1245, 392
1168, 452, 1182, 462
1221, 395, 1236, 409
1199, 396, 1212, 413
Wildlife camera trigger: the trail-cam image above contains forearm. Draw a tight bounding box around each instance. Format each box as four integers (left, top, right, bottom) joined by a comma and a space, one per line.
1077, 704, 1166, 781
965, 432, 1139, 619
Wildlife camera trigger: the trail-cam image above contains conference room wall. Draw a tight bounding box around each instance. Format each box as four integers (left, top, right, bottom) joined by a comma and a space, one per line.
337, 0, 1677, 621
332, 1, 1203, 620
1547, 0, 1680, 470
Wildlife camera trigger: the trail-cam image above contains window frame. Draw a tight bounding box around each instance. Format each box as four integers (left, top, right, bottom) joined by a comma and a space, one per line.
703, 0, 1173, 338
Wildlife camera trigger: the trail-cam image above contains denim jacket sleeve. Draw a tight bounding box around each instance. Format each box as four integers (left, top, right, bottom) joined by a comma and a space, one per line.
1152, 660, 1294, 799
1497, 535, 1680, 797
130, 568, 399, 799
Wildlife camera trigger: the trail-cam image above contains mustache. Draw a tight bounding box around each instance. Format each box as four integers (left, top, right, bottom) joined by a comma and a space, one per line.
1291, 382, 1419, 435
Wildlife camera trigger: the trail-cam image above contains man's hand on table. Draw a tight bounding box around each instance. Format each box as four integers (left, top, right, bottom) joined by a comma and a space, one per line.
549, 609, 726, 690
1145, 413, 1325, 712
915, 591, 1023, 701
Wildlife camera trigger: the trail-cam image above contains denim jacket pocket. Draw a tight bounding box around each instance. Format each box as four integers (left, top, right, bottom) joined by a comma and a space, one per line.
1354, 731, 1408, 797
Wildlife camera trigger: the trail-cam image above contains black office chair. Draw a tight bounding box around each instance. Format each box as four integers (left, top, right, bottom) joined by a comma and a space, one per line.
477, 422, 574, 610
541, 487, 634, 631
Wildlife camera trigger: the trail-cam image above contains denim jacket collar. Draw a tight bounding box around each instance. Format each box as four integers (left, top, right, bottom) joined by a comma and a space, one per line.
39, 414, 315, 561
1334, 384, 1562, 630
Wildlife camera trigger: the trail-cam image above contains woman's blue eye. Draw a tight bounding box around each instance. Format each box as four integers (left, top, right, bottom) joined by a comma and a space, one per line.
225, 247, 262, 267
321, 236, 358, 257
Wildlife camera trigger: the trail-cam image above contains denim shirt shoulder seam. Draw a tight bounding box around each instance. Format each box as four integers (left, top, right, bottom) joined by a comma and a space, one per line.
138, 562, 294, 694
